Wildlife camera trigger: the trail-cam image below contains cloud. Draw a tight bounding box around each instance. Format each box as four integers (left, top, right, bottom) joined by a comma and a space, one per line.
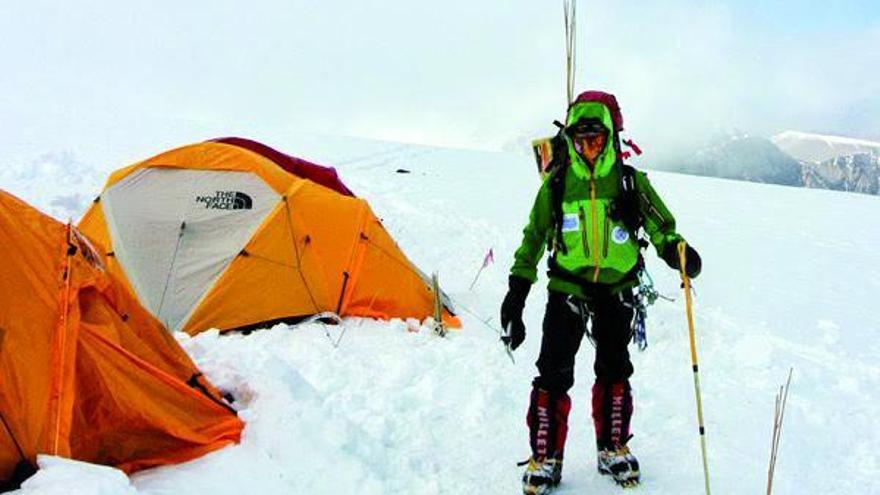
509, 2, 880, 157
0, 0, 876, 159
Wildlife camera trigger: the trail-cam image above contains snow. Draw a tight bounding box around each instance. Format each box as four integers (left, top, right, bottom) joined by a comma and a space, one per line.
4, 135, 880, 494
772, 130, 880, 164
17, 457, 136, 495
773, 130, 880, 149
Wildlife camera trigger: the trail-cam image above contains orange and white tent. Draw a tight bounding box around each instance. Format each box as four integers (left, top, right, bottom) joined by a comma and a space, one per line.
0, 190, 243, 489
78, 139, 458, 335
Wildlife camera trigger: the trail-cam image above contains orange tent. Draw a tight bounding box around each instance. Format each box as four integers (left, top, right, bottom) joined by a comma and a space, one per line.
78, 140, 459, 335
0, 191, 243, 489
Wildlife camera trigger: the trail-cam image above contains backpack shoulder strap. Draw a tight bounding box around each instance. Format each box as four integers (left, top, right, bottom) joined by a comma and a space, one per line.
620, 162, 637, 192
617, 161, 644, 235
547, 138, 571, 254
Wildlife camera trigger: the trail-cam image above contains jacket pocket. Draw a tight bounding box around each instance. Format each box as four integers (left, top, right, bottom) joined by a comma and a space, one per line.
603, 209, 610, 258
578, 205, 590, 259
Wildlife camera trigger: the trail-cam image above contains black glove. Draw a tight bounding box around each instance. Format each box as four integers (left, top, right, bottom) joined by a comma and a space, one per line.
500, 276, 531, 350
662, 242, 702, 279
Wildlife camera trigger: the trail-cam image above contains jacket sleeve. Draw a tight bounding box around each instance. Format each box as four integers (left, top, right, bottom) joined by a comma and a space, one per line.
509, 179, 554, 283
634, 171, 684, 257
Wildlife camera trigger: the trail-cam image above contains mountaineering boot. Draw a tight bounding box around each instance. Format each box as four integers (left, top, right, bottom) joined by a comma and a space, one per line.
597, 444, 640, 487
592, 379, 638, 486
522, 387, 571, 493
522, 457, 562, 495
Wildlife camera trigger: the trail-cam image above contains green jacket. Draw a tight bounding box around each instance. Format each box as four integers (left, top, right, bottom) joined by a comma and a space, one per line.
510, 101, 684, 298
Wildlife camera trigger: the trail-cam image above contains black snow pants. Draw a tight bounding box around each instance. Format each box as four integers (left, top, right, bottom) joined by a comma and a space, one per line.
532, 289, 635, 394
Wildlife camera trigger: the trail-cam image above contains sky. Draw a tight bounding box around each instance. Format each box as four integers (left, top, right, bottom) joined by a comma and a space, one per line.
1, 0, 878, 161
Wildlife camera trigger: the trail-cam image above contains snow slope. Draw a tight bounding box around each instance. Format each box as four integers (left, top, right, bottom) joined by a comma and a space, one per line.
772, 130, 880, 164
5, 136, 880, 494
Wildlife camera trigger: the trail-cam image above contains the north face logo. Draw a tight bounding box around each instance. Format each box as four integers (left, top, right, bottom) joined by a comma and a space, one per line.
195, 191, 253, 210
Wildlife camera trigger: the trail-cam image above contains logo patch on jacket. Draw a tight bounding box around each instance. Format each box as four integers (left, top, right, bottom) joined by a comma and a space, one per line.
612, 226, 630, 244
561, 213, 580, 232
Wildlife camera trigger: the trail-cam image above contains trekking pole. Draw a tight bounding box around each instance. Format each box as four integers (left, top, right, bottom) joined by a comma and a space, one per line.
677, 241, 712, 495
563, 0, 577, 105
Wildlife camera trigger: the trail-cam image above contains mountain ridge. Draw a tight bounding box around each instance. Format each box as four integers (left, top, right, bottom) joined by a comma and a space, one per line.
652, 130, 880, 196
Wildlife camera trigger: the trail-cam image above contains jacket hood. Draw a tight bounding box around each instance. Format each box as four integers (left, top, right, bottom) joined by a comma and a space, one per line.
565, 101, 617, 178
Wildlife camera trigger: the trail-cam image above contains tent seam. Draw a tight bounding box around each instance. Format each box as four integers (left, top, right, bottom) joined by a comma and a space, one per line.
338, 201, 371, 315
